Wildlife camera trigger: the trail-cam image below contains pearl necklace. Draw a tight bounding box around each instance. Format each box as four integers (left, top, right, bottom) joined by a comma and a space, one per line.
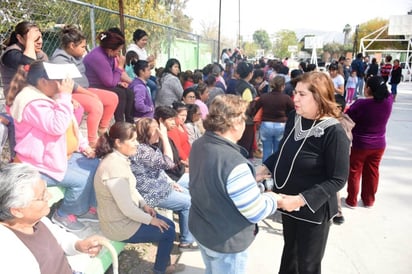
273, 114, 339, 189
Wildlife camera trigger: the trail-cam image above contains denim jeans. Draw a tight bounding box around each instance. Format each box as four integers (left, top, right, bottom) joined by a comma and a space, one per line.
356, 76, 364, 97
260, 121, 285, 162
41, 152, 99, 216
147, 76, 158, 104
177, 173, 190, 189
197, 240, 249, 274
126, 213, 175, 274
156, 187, 194, 244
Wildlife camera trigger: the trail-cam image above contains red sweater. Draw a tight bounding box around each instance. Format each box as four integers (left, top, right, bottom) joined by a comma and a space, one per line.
168, 123, 191, 161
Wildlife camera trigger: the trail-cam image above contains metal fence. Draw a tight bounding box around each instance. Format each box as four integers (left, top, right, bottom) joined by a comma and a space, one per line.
0, 0, 219, 73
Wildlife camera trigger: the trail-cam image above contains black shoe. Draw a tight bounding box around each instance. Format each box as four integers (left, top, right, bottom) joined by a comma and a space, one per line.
333, 215, 345, 225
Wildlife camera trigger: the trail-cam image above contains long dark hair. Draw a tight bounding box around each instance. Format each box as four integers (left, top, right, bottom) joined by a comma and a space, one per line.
366, 76, 390, 102
5, 21, 38, 47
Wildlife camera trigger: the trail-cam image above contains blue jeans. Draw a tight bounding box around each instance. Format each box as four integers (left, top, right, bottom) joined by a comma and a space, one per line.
260, 121, 285, 162
41, 152, 99, 216
197, 240, 249, 274
356, 76, 364, 97
177, 173, 190, 189
126, 213, 175, 274
390, 83, 398, 96
157, 187, 194, 244
147, 76, 158, 104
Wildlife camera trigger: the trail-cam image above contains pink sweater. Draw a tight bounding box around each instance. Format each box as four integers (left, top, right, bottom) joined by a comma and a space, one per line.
11, 85, 87, 181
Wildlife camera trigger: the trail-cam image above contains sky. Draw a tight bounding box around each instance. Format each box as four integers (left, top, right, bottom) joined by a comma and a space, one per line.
184, 0, 412, 42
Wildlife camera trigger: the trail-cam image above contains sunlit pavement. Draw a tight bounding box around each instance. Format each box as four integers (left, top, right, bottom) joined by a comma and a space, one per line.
177, 81, 412, 274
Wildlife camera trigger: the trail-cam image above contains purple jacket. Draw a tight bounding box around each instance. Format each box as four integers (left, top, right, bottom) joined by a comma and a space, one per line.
128, 77, 154, 118
83, 46, 123, 89
346, 96, 393, 149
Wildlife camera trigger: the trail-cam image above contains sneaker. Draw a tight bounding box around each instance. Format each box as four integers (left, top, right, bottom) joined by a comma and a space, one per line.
52, 211, 85, 232
77, 207, 99, 222
178, 242, 199, 252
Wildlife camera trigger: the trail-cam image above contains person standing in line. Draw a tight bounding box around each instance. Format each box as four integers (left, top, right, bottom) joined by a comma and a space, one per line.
51, 25, 119, 146
83, 29, 135, 123
235, 61, 258, 159
345, 70, 358, 105
380, 55, 393, 84
346, 76, 393, 208
260, 71, 350, 274
126, 29, 158, 102
351, 53, 365, 98
155, 58, 184, 107
389, 59, 402, 102
365, 57, 379, 79
328, 62, 345, 95
189, 94, 280, 274
253, 75, 294, 161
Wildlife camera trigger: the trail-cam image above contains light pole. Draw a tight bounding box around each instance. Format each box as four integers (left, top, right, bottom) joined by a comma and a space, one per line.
217, 0, 222, 63
238, 0, 241, 48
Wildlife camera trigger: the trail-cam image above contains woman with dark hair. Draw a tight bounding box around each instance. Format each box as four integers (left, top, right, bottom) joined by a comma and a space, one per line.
181, 87, 196, 105
7, 61, 99, 232
155, 58, 184, 107
83, 28, 135, 123
130, 118, 196, 252
0, 21, 47, 97
154, 106, 188, 184
51, 25, 118, 146
126, 28, 158, 102
346, 76, 393, 208
169, 102, 191, 163
185, 104, 202, 144
128, 60, 154, 118
94, 122, 184, 274
194, 83, 209, 119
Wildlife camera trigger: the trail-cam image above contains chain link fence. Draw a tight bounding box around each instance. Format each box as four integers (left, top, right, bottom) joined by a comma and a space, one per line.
0, 0, 219, 76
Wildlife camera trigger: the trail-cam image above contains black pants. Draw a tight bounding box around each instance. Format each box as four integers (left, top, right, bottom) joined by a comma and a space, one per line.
109, 86, 135, 123
279, 214, 331, 274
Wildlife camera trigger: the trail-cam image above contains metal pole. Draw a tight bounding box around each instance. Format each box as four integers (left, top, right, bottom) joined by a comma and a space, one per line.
217, 0, 222, 63
118, 0, 125, 54
238, 0, 241, 48
90, 5, 96, 49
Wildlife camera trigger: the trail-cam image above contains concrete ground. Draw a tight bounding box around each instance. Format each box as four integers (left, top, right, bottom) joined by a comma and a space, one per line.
176, 81, 412, 274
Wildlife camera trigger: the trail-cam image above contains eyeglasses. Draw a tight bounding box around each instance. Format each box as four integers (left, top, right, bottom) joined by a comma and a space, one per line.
186, 95, 196, 99
32, 188, 49, 202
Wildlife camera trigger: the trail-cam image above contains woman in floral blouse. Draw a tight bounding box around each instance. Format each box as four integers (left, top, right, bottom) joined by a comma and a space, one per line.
130, 118, 197, 252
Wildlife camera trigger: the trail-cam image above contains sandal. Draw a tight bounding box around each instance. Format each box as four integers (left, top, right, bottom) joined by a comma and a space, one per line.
178, 242, 199, 252
165, 263, 186, 274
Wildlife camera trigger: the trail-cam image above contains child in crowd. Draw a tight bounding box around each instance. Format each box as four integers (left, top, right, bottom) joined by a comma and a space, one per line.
346, 70, 358, 104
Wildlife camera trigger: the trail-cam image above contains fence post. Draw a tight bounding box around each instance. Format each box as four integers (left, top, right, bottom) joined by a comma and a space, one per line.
196, 35, 200, 70
167, 27, 171, 60
90, 5, 96, 48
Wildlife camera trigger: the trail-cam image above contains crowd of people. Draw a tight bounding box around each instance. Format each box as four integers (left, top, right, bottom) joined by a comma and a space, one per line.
0, 20, 396, 274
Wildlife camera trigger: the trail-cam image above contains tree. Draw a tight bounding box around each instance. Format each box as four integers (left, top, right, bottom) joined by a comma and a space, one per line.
355, 18, 404, 50
272, 30, 298, 59
253, 29, 271, 51
343, 24, 351, 46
